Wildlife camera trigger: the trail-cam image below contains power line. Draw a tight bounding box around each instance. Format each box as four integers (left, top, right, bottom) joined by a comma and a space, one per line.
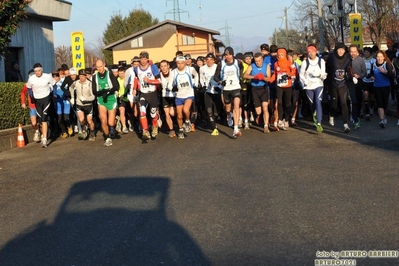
287, 0, 296, 10
114, 0, 131, 11
200, 9, 283, 26
72, 5, 109, 24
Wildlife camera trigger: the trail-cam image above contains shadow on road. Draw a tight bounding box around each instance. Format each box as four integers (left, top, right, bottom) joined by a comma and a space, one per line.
0, 177, 210, 266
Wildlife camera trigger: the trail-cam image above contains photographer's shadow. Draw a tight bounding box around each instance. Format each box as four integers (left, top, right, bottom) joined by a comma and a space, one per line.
0, 177, 210, 266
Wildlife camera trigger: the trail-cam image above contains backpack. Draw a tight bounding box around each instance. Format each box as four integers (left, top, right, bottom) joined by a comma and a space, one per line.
305, 57, 322, 72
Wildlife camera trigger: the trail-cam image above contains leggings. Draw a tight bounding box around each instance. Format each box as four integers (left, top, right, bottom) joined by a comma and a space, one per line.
276, 86, 292, 121
329, 85, 349, 124
306, 87, 324, 124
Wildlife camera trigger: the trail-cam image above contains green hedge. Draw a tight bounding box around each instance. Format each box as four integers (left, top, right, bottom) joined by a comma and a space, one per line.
0, 82, 31, 130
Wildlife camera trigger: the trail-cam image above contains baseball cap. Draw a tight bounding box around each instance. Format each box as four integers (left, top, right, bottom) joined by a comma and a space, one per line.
197, 56, 205, 62
260, 43, 269, 51
223, 47, 234, 56
139, 51, 149, 58
176, 56, 185, 61
78, 69, 86, 76
184, 54, 192, 59
69, 68, 77, 75
206, 53, 216, 59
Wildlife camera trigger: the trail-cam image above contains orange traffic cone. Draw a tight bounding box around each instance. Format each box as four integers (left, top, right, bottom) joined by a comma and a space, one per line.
17, 124, 25, 148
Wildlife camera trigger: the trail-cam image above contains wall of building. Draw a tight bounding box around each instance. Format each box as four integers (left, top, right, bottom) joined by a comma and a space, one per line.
112, 35, 179, 64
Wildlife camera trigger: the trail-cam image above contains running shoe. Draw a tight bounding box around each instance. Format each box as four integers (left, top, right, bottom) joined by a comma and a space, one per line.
142, 130, 151, 140
74, 125, 79, 133
128, 120, 134, 132
41, 138, 48, 148
264, 126, 270, 134
250, 112, 255, 122
232, 129, 242, 138
168, 130, 176, 138
115, 115, 121, 133
271, 123, 279, 131
239, 118, 243, 128
78, 131, 84, 140
151, 126, 158, 138
33, 131, 41, 142
61, 132, 69, 139
88, 131, 96, 141
243, 121, 249, 130
82, 130, 88, 140
379, 120, 385, 129
316, 123, 323, 133
329, 116, 335, 126
278, 120, 286, 131
104, 137, 113, 146
211, 128, 219, 136
67, 126, 73, 136
365, 114, 371, 121
178, 130, 185, 139
383, 115, 387, 125
184, 121, 191, 133
291, 119, 297, 127
312, 112, 317, 126
122, 126, 129, 134
284, 120, 289, 130
354, 121, 361, 130
227, 112, 233, 127
343, 123, 350, 133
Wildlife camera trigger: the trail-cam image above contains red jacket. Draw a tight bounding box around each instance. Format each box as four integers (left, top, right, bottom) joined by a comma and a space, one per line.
20, 84, 36, 109
269, 49, 297, 88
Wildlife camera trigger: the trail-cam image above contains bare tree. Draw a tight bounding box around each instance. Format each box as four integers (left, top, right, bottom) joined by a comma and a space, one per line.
54, 45, 72, 69
359, 0, 399, 48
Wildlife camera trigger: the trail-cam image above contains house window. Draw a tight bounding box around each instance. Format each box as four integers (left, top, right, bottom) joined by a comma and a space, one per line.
131, 37, 143, 48
182, 35, 195, 45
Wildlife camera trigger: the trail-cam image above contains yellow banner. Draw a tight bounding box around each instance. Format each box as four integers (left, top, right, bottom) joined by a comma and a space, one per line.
349, 13, 363, 49
71, 32, 85, 69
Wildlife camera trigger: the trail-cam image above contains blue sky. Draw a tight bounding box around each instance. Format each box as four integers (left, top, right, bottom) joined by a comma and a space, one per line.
53, 0, 297, 50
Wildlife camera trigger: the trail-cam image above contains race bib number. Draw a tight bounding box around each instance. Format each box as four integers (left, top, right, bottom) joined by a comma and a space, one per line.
277, 72, 289, 87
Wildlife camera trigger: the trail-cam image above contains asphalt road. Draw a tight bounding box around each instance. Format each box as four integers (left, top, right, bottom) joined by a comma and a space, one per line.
0, 115, 399, 266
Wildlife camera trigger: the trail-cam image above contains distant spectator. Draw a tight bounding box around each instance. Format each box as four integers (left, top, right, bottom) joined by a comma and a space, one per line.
6, 60, 23, 82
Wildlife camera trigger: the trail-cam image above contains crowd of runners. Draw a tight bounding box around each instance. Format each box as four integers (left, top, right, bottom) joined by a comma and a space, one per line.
21, 41, 399, 148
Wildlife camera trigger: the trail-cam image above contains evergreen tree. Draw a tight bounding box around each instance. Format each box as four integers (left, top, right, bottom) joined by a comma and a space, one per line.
0, 0, 32, 57
103, 8, 159, 64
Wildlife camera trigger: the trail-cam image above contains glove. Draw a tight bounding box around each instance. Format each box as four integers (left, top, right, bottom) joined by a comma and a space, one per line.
172, 85, 178, 92
253, 73, 260, 80
220, 80, 227, 87
256, 73, 265, 80
102, 90, 110, 102
63, 90, 71, 99
70, 98, 75, 105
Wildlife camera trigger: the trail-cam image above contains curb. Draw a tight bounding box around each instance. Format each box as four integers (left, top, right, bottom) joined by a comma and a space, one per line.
0, 125, 36, 152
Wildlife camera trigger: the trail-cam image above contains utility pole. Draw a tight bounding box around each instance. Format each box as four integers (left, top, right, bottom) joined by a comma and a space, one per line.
165, 0, 188, 22
219, 21, 232, 47
284, 7, 290, 49
317, 0, 324, 52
